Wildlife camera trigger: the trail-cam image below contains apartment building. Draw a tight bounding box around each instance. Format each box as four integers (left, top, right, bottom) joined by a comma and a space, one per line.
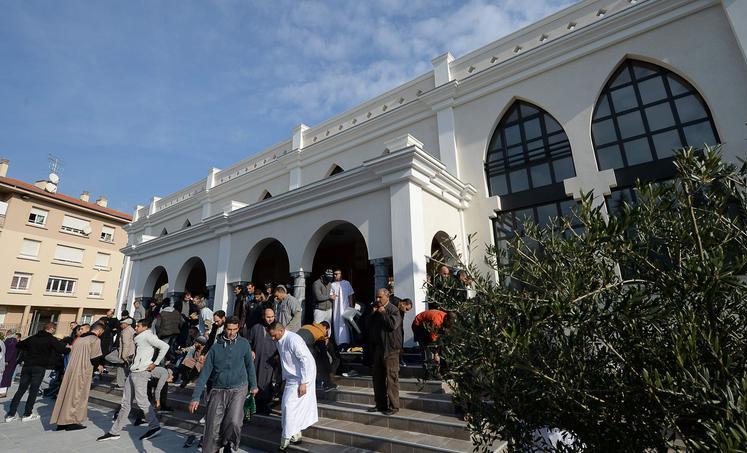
0, 159, 131, 337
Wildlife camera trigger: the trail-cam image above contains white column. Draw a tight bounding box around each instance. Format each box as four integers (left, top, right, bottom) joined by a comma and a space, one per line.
431, 52, 454, 87
390, 181, 427, 346
116, 255, 133, 317
125, 258, 142, 314
723, 0, 747, 64
563, 168, 617, 211
435, 102, 460, 177
289, 164, 302, 190
213, 234, 232, 313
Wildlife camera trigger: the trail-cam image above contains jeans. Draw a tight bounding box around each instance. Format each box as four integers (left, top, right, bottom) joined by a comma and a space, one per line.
8, 365, 46, 417
105, 349, 127, 387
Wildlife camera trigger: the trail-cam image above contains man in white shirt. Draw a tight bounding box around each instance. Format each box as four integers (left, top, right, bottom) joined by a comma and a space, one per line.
268, 322, 318, 451
97, 318, 169, 442
330, 268, 355, 345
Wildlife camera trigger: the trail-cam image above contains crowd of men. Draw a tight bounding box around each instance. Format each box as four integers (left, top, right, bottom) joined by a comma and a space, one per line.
1, 264, 464, 452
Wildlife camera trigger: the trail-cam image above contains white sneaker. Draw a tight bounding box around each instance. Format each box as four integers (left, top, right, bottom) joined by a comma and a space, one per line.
21, 414, 39, 422
5, 415, 18, 423
199, 416, 206, 424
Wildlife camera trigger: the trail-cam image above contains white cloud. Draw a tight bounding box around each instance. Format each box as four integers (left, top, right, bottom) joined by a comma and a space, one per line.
254, 0, 577, 125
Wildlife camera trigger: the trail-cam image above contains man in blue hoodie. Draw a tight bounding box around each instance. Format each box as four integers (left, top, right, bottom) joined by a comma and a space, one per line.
188, 316, 258, 453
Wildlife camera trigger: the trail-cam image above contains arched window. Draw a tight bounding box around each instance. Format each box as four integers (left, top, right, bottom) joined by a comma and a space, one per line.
486, 101, 578, 255
592, 60, 719, 172
485, 100, 576, 198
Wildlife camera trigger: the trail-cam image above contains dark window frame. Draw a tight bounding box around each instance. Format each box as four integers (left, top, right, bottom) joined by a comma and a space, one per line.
591, 60, 719, 172
485, 101, 576, 197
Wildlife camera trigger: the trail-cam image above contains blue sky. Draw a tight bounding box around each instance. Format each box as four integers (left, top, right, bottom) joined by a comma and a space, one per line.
0, 0, 574, 213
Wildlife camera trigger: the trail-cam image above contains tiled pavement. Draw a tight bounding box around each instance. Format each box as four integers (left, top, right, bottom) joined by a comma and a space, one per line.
0, 381, 262, 453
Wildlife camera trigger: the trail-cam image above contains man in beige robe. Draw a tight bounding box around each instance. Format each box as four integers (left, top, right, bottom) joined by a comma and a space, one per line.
50, 323, 104, 430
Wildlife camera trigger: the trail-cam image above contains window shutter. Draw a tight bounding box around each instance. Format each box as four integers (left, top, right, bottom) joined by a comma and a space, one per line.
62, 215, 91, 232
95, 252, 110, 267
0, 201, 7, 216
54, 245, 84, 263
30, 207, 47, 217
20, 239, 41, 257
89, 281, 104, 296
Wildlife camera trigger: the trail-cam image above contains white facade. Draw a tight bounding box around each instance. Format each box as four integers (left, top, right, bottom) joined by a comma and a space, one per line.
120, 0, 747, 343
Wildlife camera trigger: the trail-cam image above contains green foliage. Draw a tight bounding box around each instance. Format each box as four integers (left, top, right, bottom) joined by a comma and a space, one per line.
432, 147, 747, 452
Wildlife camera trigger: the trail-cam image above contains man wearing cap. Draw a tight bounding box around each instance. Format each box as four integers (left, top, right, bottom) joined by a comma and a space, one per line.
105, 317, 135, 388
311, 270, 334, 325
173, 335, 208, 387
274, 285, 302, 332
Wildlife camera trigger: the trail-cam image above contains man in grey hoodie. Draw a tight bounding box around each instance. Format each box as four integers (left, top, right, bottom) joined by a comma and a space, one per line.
97, 318, 169, 442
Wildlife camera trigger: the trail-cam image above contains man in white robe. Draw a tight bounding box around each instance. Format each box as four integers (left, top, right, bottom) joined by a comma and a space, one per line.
330, 268, 355, 345
268, 321, 318, 451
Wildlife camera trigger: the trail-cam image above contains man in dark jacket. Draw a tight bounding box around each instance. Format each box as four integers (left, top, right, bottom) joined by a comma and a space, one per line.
5, 322, 67, 422
96, 309, 119, 357
311, 270, 334, 325
189, 317, 258, 453
367, 288, 403, 415
156, 298, 183, 357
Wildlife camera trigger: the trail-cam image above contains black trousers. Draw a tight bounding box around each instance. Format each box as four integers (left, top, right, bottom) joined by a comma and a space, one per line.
372, 348, 400, 411
8, 365, 46, 417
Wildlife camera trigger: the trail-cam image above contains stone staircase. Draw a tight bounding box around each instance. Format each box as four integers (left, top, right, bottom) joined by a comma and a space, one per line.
88, 369, 506, 453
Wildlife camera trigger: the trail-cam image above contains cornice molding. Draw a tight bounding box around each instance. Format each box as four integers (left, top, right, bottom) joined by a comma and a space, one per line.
452, 0, 719, 107
124, 136, 476, 260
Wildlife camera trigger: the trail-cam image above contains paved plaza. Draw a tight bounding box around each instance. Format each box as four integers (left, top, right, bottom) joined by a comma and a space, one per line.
0, 380, 262, 453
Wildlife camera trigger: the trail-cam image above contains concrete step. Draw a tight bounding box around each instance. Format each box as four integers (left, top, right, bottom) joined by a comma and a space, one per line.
88, 387, 371, 453
100, 382, 468, 441
341, 362, 426, 379
318, 386, 457, 415
334, 376, 444, 394
89, 385, 495, 453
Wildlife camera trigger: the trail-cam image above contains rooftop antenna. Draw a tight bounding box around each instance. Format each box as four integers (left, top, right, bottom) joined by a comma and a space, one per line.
46, 154, 63, 193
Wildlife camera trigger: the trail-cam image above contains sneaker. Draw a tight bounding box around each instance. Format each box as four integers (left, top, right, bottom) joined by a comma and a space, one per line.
183, 434, 197, 448
342, 370, 359, 377
97, 433, 121, 442
21, 414, 40, 422
134, 418, 145, 426
66, 424, 86, 430
4, 415, 18, 423
290, 433, 302, 444
399, 359, 407, 367
322, 382, 337, 391
278, 437, 291, 451
199, 416, 206, 424
382, 408, 399, 416
140, 426, 161, 440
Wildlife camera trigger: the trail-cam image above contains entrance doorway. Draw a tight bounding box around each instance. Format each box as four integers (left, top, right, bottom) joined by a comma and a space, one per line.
28, 309, 60, 336
251, 240, 291, 291
311, 222, 374, 308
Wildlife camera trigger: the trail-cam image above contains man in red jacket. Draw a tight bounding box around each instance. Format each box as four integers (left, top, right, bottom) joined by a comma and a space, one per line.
411, 310, 452, 373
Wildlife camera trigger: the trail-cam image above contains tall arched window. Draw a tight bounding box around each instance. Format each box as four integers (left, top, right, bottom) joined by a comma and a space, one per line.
486, 100, 578, 253
485, 100, 576, 198
592, 60, 719, 173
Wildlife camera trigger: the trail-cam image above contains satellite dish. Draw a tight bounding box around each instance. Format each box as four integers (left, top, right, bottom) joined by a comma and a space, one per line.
83, 225, 92, 235
45, 182, 57, 193
48, 173, 59, 184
